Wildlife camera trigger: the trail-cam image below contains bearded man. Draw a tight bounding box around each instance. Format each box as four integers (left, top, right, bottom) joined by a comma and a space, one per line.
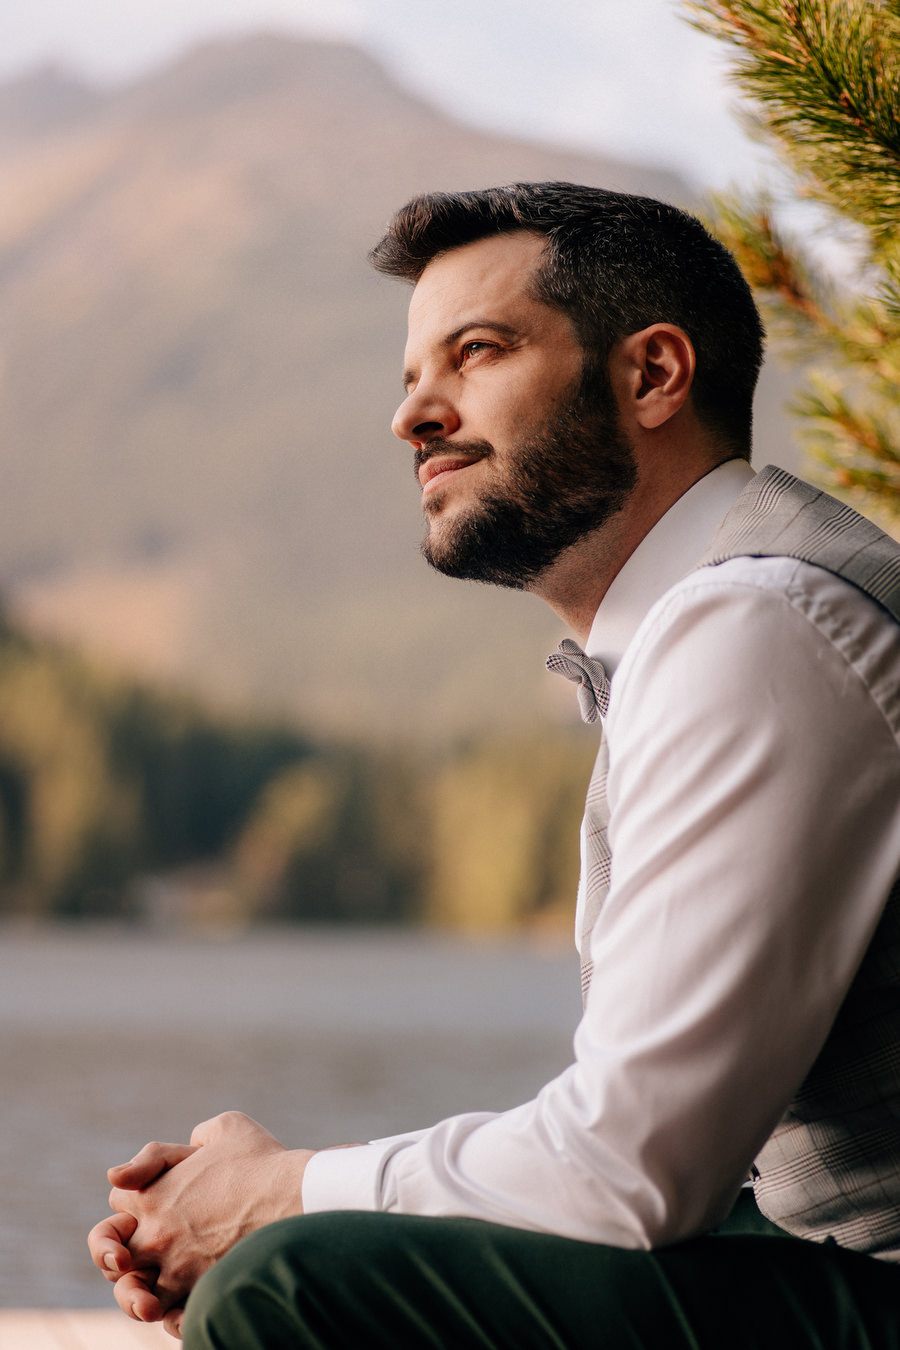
90, 183, 900, 1349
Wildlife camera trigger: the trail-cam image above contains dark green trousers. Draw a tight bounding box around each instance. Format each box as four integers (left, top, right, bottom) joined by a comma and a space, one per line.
181, 1195, 900, 1349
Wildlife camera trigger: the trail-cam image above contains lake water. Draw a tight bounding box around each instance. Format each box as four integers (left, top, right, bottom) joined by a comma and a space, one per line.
0, 925, 580, 1308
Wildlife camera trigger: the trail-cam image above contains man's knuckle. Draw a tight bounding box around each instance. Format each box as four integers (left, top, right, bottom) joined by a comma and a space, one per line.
220, 1109, 248, 1126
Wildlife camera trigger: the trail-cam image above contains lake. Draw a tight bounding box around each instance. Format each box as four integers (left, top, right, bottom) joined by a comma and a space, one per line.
0, 925, 580, 1308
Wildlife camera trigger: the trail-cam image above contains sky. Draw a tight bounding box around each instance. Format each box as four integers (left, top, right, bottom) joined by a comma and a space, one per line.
0, 0, 773, 192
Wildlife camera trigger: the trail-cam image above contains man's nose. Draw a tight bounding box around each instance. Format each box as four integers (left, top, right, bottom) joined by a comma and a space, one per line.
391, 387, 460, 445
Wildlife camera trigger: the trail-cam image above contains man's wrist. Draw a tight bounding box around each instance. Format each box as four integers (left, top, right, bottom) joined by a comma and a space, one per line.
272, 1147, 317, 1219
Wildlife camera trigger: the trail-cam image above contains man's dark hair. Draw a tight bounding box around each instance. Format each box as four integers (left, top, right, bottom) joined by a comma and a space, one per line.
370, 182, 765, 459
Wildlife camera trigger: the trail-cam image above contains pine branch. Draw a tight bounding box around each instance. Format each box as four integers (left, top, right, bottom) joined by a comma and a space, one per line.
703, 193, 897, 369
685, 0, 900, 514
703, 193, 836, 327
687, 1, 900, 239
792, 376, 900, 509
796, 377, 900, 467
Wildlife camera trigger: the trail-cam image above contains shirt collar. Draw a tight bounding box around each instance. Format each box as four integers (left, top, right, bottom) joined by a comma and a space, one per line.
585, 458, 755, 676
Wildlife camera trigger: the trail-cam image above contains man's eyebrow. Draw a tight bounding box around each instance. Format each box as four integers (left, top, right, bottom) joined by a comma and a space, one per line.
402, 321, 521, 391
446, 319, 520, 345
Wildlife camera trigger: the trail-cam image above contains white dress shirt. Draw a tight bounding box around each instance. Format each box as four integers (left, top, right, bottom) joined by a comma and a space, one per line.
302, 460, 900, 1247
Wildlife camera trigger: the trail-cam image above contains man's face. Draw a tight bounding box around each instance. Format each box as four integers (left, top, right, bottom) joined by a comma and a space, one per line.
392, 231, 637, 588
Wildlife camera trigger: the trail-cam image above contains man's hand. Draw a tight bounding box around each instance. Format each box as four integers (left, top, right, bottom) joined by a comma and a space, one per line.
88, 1112, 315, 1338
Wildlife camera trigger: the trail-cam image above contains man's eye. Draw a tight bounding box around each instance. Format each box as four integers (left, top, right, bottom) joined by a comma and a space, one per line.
462, 341, 493, 360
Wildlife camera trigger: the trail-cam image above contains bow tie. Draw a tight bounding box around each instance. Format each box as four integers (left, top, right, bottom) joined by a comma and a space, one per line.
546, 638, 610, 724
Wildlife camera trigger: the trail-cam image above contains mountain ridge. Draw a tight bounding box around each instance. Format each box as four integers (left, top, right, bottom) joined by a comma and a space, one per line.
0, 32, 799, 740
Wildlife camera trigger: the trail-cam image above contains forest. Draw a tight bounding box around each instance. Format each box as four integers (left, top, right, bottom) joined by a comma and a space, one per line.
0, 610, 593, 932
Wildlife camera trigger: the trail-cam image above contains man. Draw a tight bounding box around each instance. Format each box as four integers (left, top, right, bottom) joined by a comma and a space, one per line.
89, 183, 900, 1347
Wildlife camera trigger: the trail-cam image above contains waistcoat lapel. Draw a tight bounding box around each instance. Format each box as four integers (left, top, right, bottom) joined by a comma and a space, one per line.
698, 463, 900, 621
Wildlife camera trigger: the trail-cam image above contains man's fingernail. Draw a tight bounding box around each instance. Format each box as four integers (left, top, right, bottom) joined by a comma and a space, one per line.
104, 1254, 120, 1273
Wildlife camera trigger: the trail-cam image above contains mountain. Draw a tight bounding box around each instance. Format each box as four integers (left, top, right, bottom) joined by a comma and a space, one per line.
0, 34, 800, 741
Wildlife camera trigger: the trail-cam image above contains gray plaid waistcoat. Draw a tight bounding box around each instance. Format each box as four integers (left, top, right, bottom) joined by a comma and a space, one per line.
696, 464, 900, 1259
570, 464, 900, 1259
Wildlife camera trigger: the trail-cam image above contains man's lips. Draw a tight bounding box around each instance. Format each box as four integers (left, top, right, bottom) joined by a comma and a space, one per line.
417, 453, 484, 492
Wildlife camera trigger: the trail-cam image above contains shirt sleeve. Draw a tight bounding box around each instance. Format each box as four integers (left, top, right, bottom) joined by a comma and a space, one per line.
303, 560, 900, 1246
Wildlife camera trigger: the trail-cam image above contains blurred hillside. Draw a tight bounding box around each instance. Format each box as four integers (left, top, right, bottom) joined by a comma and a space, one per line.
0, 610, 593, 928
0, 33, 801, 742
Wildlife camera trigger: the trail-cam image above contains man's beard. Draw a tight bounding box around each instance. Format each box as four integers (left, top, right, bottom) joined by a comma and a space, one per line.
416, 368, 638, 589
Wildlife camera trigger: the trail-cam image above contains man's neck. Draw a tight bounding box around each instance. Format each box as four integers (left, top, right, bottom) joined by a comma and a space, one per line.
531, 456, 741, 642
529, 514, 639, 642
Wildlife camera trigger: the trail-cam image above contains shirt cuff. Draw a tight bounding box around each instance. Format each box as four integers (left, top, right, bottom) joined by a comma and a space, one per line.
301, 1131, 428, 1214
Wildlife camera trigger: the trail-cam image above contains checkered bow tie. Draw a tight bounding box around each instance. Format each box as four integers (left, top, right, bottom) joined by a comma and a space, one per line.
546, 638, 610, 723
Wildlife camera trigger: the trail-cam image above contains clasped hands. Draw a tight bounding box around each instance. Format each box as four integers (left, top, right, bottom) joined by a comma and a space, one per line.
87, 1110, 315, 1340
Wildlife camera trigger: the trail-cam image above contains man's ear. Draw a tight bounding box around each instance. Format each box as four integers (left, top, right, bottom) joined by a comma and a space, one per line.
611, 325, 696, 430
